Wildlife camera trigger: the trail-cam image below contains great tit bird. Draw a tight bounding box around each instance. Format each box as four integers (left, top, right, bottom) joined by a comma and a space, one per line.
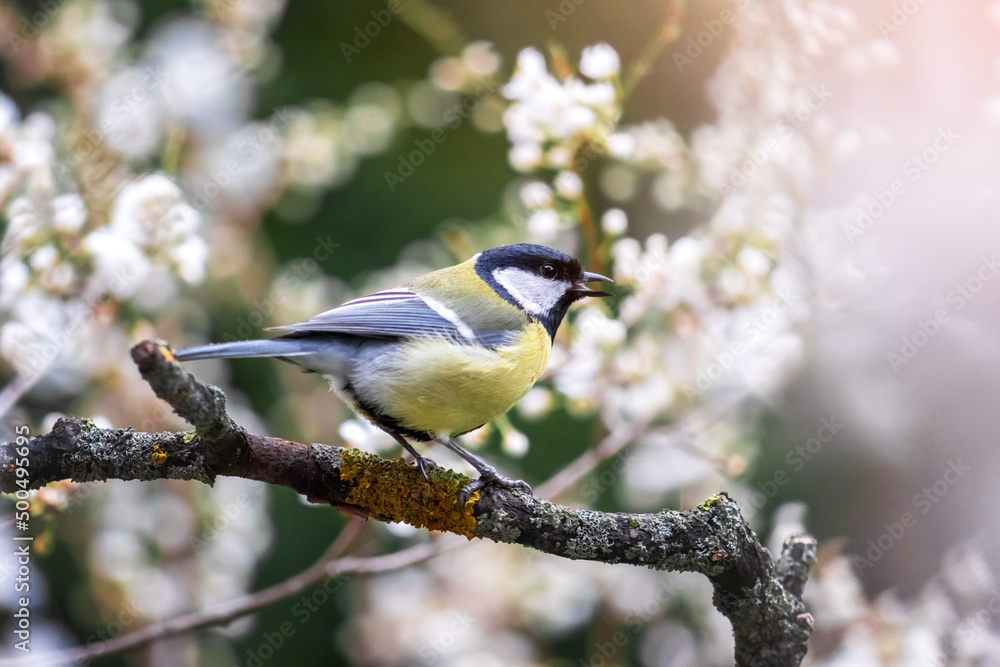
176, 243, 613, 498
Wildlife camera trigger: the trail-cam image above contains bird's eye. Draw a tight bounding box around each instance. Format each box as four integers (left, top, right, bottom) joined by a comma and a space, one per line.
540, 264, 557, 279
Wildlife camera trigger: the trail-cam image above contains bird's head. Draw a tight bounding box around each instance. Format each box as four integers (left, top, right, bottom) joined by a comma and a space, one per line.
475, 243, 613, 339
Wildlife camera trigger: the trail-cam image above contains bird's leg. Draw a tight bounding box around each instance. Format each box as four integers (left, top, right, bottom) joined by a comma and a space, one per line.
438, 437, 532, 503
385, 431, 437, 480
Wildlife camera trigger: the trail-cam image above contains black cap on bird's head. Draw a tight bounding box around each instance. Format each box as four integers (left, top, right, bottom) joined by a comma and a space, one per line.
475, 243, 613, 339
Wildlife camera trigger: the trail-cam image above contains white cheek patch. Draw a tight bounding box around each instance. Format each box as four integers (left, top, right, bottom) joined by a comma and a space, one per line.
492, 267, 570, 315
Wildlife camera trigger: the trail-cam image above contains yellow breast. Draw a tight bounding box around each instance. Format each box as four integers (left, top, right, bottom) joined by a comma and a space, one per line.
376, 320, 551, 437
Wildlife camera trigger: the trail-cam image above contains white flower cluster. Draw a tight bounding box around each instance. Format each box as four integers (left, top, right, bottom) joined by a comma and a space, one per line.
502, 44, 622, 171
567, 232, 801, 500
205, 0, 289, 70
85, 173, 208, 294
803, 536, 1000, 665
280, 86, 402, 197
402, 40, 505, 136
490, 5, 860, 504
0, 92, 206, 379
492, 17, 835, 499
429, 40, 503, 93
89, 477, 272, 621
492, 43, 812, 498
349, 537, 733, 666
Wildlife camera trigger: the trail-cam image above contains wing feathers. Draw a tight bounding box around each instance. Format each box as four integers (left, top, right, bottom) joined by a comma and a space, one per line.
269, 289, 514, 347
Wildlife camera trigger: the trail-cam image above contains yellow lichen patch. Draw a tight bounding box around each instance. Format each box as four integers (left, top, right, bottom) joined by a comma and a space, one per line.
159, 343, 176, 363
182, 430, 197, 444
699, 495, 721, 511
151, 444, 168, 466
339, 448, 478, 538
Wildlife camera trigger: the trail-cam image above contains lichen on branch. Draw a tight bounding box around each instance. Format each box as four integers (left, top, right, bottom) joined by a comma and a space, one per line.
0, 340, 817, 667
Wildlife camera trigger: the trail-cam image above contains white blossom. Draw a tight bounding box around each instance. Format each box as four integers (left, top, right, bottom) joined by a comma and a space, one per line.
507, 136, 536, 165
170, 235, 209, 285
519, 181, 553, 209
517, 387, 553, 419
3, 196, 41, 254
84, 228, 151, 297
462, 40, 502, 76
601, 208, 628, 236
145, 19, 251, 139
607, 132, 635, 158
97, 64, 167, 158
502, 429, 530, 457
526, 209, 560, 242
338, 418, 396, 453
737, 245, 771, 276
28, 244, 58, 271
111, 173, 190, 247
0, 257, 29, 308
554, 171, 583, 198
50, 193, 87, 232
579, 43, 621, 80
502, 46, 622, 172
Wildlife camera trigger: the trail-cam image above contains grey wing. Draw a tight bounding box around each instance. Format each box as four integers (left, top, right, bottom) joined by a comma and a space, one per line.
270, 289, 514, 347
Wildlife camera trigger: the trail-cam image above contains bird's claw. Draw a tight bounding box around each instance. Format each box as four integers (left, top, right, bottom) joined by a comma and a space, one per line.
414, 456, 438, 480
459, 471, 532, 505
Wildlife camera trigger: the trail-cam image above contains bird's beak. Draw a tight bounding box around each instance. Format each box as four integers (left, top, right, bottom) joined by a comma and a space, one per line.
572, 271, 614, 297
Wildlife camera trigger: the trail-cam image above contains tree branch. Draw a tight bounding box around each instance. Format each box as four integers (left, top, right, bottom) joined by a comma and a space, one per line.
0, 339, 816, 666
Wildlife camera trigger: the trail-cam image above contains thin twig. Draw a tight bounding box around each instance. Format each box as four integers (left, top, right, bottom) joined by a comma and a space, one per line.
537, 390, 749, 499
395, 0, 466, 56
535, 418, 646, 498
0, 283, 114, 421
0, 373, 38, 422
622, 0, 686, 99
573, 191, 605, 277
5, 523, 461, 667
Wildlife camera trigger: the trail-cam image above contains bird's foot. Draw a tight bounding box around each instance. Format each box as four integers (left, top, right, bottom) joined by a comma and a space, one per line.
459, 470, 532, 505
413, 455, 438, 481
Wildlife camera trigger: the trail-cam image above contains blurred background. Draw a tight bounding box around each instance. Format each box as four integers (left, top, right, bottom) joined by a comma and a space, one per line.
1, 0, 999, 665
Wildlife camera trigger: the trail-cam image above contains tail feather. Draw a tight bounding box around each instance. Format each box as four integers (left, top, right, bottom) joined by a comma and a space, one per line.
175, 339, 316, 362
